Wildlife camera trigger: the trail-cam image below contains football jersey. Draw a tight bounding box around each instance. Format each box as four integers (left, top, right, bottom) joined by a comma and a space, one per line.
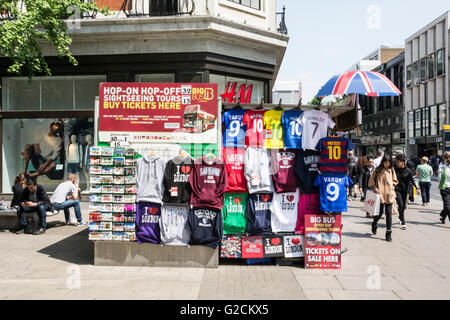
300, 110, 336, 150
270, 189, 299, 232
282, 110, 303, 149
242, 109, 266, 147
313, 174, 352, 212
222, 192, 248, 234
263, 109, 284, 149
315, 136, 355, 174
223, 147, 247, 193
222, 108, 247, 147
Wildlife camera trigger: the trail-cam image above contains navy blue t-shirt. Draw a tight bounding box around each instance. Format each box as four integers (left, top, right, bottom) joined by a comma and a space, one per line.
245, 193, 273, 235
295, 149, 321, 194
187, 207, 223, 249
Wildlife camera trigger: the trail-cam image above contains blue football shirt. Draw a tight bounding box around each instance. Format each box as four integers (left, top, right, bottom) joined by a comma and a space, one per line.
222, 109, 247, 147
281, 110, 303, 149
313, 174, 352, 212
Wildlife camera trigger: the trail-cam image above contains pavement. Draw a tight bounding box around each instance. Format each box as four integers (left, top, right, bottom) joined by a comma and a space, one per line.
1, 186, 450, 300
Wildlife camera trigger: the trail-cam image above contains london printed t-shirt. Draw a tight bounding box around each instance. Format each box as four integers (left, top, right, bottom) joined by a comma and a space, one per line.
300, 109, 336, 150
263, 109, 284, 149
187, 207, 223, 249
159, 204, 190, 246
271, 149, 298, 193
222, 193, 248, 234
242, 109, 266, 147
270, 189, 299, 232
313, 174, 352, 212
295, 149, 321, 194
281, 109, 303, 149
315, 136, 355, 174
222, 108, 247, 147
245, 193, 273, 235
162, 155, 193, 204
223, 147, 247, 193
136, 201, 161, 244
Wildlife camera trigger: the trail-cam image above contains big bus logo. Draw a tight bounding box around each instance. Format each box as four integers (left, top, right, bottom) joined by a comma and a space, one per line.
221, 82, 253, 104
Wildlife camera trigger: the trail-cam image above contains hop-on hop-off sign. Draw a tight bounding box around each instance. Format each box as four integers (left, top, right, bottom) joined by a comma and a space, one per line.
98, 83, 218, 144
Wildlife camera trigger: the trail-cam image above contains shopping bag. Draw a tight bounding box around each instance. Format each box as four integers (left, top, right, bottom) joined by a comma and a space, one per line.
413, 186, 417, 197
364, 190, 381, 217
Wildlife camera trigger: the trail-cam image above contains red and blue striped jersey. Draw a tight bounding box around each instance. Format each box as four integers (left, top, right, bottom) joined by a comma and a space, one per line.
315, 136, 354, 174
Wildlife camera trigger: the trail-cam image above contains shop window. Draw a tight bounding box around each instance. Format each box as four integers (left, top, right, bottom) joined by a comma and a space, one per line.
414, 109, 421, 137
422, 106, 429, 136
437, 49, 445, 76
428, 53, 435, 79
228, 0, 261, 10
420, 58, 426, 82
135, 74, 175, 83
2, 75, 106, 111
2, 117, 94, 193
407, 111, 414, 138
210, 74, 265, 104
430, 105, 438, 136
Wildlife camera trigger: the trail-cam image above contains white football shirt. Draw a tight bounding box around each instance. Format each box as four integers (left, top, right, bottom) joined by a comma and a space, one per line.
300, 110, 336, 150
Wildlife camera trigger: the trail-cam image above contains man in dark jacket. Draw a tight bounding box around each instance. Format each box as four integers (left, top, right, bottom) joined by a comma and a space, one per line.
358, 156, 374, 202
15, 178, 52, 235
395, 154, 420, 230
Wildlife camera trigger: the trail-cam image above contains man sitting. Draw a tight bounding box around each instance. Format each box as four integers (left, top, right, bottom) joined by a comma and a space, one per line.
51, 174, 86, 226
15, 178, 52, 235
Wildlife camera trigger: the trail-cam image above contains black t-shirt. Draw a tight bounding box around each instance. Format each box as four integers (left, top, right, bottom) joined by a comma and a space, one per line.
245, 193, 273, 235
162, 156, 193, 204
295, 149, 320, 194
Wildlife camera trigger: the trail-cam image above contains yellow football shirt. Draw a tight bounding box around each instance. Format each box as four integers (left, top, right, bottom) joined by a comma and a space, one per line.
264, 109, 284, 149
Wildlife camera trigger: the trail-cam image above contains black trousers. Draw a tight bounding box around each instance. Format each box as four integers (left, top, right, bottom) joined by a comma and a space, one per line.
395, 191, 407, 225
373, 203, 393, 232
440, 188, 450, 221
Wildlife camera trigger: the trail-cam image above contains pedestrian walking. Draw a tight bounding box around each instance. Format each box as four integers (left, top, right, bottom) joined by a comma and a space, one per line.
416, 156, 433, 206
358, 156, 374, 212
368, 155, 398, 242
394, 154, 420, 230
439, 152, 450, 224
347, 151, 359, 199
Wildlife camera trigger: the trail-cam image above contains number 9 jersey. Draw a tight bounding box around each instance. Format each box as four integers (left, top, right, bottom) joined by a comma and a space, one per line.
313, 174, 352, 212
222, 108, 247, 147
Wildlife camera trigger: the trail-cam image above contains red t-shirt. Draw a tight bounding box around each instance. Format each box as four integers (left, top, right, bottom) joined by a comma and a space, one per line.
243, 109, 266, 147
223, 147, 247, 193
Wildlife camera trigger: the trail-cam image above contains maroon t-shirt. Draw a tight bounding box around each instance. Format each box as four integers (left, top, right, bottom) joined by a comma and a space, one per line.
188, 156, 228, 210
271, 149, 298, 193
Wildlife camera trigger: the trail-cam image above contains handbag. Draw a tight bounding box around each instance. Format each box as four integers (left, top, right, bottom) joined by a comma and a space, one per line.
364, 190, 381, 217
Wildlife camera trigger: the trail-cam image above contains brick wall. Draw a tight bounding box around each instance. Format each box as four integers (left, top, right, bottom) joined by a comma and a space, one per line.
96, 0, 124, 11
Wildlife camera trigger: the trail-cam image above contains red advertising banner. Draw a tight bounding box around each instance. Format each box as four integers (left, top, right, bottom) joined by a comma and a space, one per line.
304, 213, 341, 269
98, 83, 218, 144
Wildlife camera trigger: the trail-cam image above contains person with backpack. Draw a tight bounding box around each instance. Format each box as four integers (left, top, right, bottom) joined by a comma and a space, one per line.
15, 178, 52, 235
368, 155, 398, 242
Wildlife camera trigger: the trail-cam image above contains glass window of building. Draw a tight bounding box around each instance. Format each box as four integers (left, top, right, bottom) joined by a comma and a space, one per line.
422, 106, 430, 136
414, 109, 421, 137
412, 62, 419, 85
135, 74, 175, 83
408, 112, 414, 138
2, 75, 106, 110
373, 98, 378, 114
428, 53, 435, 79
420, 58, 426, 82
379, 120, 383, 127
437, 49, 445, 76
228, 0, 261, 10
406, 65, 412, 88
439, 104, 447, 132
430, 105, 438, 136
209, 74, 265, 104
387, 118, 391, 126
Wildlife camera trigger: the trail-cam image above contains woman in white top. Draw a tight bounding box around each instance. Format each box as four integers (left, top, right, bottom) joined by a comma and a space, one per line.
438, 152, 450, 224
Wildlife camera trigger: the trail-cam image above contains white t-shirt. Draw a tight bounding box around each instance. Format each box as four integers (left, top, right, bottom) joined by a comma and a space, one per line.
270, 189, 299, 232
300, 110, 336, 150
39, 134, 62, 160
51, 181, 77, 204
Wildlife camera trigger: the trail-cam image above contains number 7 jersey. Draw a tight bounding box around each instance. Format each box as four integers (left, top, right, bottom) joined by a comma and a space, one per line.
314, 174, 352, 212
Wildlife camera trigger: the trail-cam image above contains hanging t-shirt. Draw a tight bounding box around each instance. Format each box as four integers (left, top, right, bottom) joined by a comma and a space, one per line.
295, 149, 321, 194
159, 204, 190, 246
222, 108, 247, 147
271, 149, 298, 193
263, 109, 284, 149
244, 147, 274, 194
223, 147, 247, 193
270, 189, 299, 233
242, 109, 266, 147
162, 155, 193, 204
300, 110, 336, 150
315, 136, 355, 174
313, 174, 352, 212
295, 192, 320, 235
187, 207, 223, 249
222, 192, 248, 234
136, 201, 161, 244
245, 193, 273, 235
282, 109, 303, 149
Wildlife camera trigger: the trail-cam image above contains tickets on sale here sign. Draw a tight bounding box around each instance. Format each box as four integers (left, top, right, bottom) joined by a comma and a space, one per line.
304, 213, 341, 269
98, 83, 218, 144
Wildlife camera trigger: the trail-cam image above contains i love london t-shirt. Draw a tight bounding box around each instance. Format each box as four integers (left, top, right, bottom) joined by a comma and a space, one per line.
270, 189, 299, 233
136, 201, 161, 244
245, 193, 273, 235
222, 193, 248, 234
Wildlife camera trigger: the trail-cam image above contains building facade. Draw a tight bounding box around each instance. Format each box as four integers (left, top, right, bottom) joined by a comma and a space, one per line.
404, 11, 449, 158
272, 81, 302, 105
0, 0, 289, 193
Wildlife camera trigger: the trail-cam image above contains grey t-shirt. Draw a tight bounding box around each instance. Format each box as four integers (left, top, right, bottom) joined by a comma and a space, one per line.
51, 181, 76, 204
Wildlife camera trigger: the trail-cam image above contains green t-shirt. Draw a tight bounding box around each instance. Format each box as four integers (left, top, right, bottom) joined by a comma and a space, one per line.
222, 193, 248, 234
416, 164, 433, 182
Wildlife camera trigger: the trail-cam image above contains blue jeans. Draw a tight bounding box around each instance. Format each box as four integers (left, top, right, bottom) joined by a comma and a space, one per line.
17, 204, 49, 229
52, 200, 82, 223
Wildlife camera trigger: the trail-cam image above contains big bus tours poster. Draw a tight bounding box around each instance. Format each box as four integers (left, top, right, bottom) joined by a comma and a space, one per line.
98, 83, 218, 145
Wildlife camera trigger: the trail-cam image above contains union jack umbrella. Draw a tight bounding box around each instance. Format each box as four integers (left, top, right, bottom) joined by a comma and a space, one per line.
316, 71, 402, 98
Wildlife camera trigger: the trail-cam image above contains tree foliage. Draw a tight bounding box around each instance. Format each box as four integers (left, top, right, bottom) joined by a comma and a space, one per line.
0, 0, 109, 77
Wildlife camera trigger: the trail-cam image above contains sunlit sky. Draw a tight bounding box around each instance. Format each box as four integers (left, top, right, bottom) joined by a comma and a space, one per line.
276, 1, 449, 103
